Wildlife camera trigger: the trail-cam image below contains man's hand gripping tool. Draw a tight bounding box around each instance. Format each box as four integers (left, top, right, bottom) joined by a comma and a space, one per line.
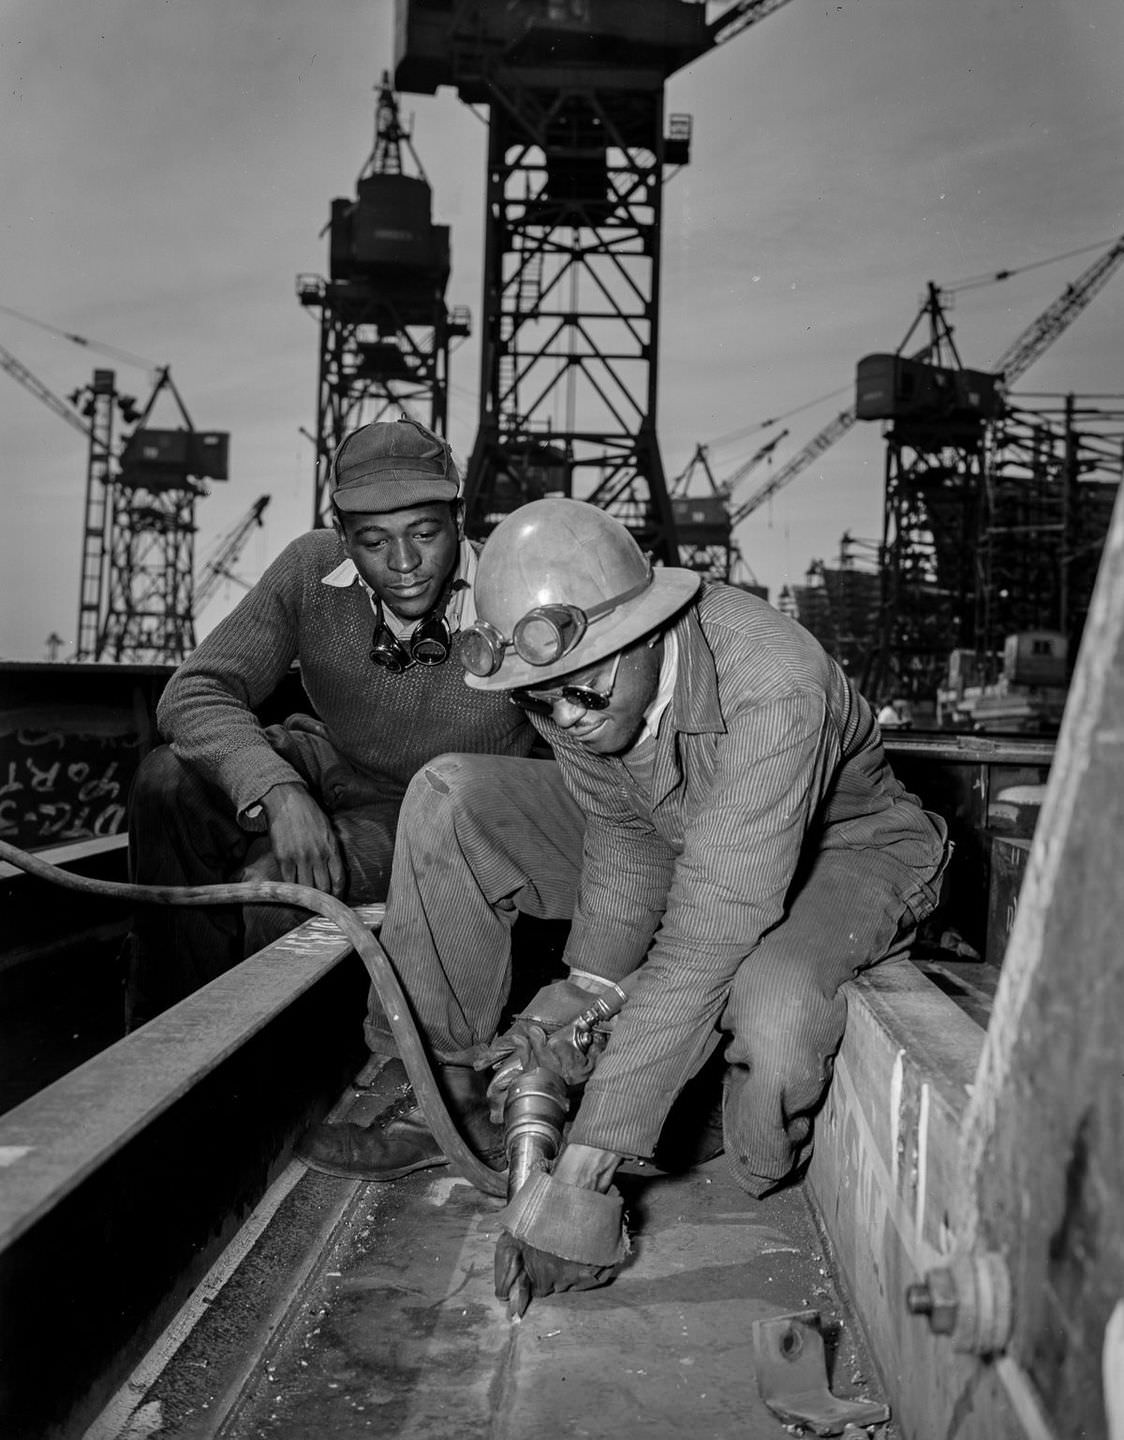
497, 987, 628, 1318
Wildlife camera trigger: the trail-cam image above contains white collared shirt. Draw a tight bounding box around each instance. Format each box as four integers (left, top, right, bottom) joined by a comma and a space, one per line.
632, 628, 679, 749
320, 537, 479, 637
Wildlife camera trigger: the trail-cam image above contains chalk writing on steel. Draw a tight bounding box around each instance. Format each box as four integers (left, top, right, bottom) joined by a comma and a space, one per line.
0, 728, 139, 847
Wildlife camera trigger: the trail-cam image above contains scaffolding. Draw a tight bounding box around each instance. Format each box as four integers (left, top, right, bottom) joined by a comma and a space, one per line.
976, 395, 1122, 672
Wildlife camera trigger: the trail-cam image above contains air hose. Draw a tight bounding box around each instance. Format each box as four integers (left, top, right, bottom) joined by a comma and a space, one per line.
0, 836, 507, 1199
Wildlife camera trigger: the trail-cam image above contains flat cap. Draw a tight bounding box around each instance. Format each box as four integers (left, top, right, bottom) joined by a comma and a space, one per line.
330, 417, 459, 513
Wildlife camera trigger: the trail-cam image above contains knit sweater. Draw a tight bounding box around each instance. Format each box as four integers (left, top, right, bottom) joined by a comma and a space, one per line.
157, 529, 536, 817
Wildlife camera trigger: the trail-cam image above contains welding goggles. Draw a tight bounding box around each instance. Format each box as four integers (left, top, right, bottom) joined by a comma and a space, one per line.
369, 581, 463, 673
460, 574, 651, 678
370, 610, 451, 672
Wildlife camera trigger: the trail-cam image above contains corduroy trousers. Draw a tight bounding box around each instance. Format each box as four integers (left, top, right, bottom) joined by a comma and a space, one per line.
126, 732, 399, 1027
376, 751, 940, 1197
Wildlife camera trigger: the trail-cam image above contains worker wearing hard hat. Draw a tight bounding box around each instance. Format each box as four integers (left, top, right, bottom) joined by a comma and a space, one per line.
302, 497, 948, 1302
125, 418, 537, 1032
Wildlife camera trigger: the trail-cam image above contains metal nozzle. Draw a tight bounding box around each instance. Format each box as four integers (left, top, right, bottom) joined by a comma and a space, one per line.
503, 1066, 569, 1200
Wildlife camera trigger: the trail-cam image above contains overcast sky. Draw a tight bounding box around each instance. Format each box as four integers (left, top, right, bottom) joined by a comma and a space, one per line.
1, 0, 1121, 659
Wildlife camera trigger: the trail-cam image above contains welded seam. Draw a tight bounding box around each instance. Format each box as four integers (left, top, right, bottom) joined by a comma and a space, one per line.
487, 1316, 527, 1440
890, 1046, 905, 1191
914, 1080, 931, 1250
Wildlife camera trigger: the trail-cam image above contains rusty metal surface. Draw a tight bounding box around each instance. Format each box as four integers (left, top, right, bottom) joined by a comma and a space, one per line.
208, 1161, 891, 1440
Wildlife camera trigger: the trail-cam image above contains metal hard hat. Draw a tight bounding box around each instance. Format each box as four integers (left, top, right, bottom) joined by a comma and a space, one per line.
463, 499, 700, 690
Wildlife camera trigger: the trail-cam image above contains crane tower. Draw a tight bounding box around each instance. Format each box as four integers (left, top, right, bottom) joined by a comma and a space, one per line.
857, 236, 1124, 701
60, 366, 228, 663
299, 74, 470, 526
1, 344, 226, 663
392, 0, 733, 561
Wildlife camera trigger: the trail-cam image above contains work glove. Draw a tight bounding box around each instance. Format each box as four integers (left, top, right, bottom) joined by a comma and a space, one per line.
494, 1170, 629, 1315
475, 979, 620, 1120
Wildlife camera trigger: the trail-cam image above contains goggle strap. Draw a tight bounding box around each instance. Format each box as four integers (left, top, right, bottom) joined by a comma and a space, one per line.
576, 569, 653, 624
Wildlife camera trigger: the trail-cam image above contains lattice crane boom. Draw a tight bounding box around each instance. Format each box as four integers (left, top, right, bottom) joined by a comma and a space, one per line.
713, 429, 790, 498
194, 495, 270, 614
0, 342, 92, 441
728, 409, 856, 525
706, 0, 797, 46
990, 232, 1124, 386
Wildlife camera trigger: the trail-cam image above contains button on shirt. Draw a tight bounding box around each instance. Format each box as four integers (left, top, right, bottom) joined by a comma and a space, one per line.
535, 582, 946, 1159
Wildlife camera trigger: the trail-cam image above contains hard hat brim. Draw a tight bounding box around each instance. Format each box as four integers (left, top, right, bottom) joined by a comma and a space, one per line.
463, 567, 702, 691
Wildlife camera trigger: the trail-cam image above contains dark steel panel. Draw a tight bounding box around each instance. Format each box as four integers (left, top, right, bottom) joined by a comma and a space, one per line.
986, 835, 1033, 967
0, 662, 312, 852
884, 733, 1053, 956
0, 662, 172, 852
0, 953, 367, 1440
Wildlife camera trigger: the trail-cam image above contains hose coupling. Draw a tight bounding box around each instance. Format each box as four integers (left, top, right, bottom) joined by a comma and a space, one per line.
503, 1066, 570, 1199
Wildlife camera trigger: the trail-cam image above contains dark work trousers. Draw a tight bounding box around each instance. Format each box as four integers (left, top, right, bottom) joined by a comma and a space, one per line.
126, 728, 399, 1029
376, 752, 945, 1197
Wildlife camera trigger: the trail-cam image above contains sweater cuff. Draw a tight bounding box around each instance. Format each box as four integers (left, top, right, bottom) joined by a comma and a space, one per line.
238, 801, 269, 833
213, 750, 307, 825
237, 776, 311, 831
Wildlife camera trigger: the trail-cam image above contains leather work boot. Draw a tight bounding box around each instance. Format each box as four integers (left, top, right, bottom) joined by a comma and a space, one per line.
296, 1062, 504, 1181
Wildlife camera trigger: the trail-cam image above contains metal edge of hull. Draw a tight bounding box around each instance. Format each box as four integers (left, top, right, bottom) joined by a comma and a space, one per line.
0, 909, 379, 1440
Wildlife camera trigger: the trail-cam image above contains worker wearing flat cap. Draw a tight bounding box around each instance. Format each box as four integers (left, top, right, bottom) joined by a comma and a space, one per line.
321, 497, 949, 1304
126, 418, 536, 1079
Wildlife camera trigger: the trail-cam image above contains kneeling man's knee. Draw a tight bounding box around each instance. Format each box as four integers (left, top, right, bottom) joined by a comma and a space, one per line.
131, 744, 192, 813
407, 753, 498, 811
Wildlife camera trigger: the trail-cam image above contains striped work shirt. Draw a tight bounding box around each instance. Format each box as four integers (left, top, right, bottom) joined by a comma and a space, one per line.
539, 582, 946, 1158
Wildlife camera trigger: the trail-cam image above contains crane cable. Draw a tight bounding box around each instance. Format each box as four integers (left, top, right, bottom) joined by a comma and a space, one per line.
0, 302, 160, 371
706, 383, 854, 452
941, 236, 1122, 295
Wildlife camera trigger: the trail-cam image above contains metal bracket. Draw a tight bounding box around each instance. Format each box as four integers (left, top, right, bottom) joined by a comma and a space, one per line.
752, 1309, 890, 1436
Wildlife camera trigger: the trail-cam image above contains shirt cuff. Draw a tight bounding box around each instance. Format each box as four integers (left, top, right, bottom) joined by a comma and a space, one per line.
568, 968, 629, 1002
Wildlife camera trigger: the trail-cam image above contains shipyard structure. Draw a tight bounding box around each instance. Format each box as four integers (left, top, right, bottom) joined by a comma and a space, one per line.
1, 10, 1123, 1440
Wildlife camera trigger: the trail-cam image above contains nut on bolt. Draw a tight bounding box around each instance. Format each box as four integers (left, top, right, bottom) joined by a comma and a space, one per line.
906, 1250, 1013, 1356
906, 1263, 961, 1334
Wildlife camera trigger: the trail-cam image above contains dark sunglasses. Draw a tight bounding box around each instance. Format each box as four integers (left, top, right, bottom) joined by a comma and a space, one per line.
510, 651, 623, 718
